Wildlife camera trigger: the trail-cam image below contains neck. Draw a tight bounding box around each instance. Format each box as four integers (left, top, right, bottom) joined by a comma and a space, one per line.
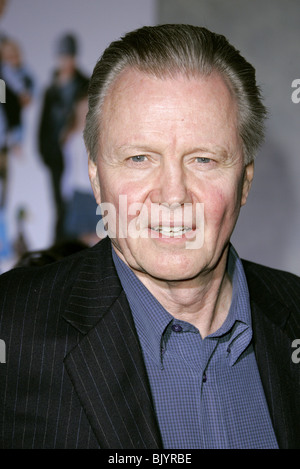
136, 251, 232, 338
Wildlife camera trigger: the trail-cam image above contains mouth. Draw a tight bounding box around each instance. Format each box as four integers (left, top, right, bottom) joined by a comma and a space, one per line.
150, 226, 193, 237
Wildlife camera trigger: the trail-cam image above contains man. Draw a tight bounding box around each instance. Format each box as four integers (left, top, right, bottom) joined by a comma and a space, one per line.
38, 33, 89, 242
0, 24, 299, 449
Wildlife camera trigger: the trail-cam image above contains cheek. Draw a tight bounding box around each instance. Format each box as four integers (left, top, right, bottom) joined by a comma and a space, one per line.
204, 186, 239, 227
101, 178, 151, 229
101, 170, 148, 200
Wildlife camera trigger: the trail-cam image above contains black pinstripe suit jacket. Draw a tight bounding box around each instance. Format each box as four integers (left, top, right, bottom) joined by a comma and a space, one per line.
0, 237, 299, 449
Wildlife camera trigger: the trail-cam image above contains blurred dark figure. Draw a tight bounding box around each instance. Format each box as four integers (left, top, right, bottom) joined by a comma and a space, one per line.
0, 37, 34, 138
0, 37, 34, 207
15, 238, 88, 268
0, 0, 7, 17
61, 90, 99, 246
13, 206, 29, 259
38, 33, 89, 243
0, 34, 34, 262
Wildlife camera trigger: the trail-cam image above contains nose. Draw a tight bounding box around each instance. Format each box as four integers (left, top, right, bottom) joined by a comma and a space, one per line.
150, 159, 191, 206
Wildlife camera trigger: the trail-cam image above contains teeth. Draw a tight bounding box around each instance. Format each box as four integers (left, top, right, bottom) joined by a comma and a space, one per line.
152, 226, 192, 236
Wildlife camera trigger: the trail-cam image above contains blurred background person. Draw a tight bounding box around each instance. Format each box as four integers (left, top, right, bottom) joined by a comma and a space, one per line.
0, 34, 34, 263
0, 37, 34, 149
38, 33, 89, 243
60, 89, 100, 246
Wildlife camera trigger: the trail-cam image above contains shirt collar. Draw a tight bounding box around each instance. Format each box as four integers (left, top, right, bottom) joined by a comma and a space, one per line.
212, 244, 252, 335
215, 245, 253, 365
112, 244, 252, 367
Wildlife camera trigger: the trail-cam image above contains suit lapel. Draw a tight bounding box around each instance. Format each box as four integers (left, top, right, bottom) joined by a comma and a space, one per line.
243, 261, 300, 448
62, 238, 162, 449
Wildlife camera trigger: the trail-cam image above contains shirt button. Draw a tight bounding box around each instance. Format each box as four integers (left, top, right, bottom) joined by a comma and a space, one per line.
202, 372, 207, 383
172, 324, 183, 333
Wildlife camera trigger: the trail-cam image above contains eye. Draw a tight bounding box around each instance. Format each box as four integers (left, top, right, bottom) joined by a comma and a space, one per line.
130, 155, 148, 163
196, 157, 211, 164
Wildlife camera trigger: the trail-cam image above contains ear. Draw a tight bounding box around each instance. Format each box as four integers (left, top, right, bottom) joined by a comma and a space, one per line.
241, 161, 254, 207
88, 157, 101, 205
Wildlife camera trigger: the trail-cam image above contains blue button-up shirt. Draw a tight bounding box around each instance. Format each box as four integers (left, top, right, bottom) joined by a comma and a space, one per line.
112, 245, 278, 449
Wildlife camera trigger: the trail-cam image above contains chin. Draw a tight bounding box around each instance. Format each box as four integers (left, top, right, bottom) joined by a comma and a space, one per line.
150, 266, 200, 282
117, 240, 208, 281
138, 252, 202, 282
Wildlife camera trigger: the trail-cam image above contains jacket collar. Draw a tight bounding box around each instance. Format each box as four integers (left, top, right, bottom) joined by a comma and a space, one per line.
62, 237, 162, 449
242, 259, 299, 448
62, 237, 123, 334
242, 259, 293, 331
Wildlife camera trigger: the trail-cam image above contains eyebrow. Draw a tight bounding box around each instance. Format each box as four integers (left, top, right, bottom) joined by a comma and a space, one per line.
115, 144, 156, 153
115, 143, 233, 162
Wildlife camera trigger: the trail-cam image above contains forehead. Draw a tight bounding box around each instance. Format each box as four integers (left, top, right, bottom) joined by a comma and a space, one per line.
102, 66, 238, 118
99, 67, 240, 152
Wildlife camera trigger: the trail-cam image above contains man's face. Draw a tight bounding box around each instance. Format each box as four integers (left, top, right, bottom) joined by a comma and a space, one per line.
57, 55, 76, 75
89, 68, 253, 282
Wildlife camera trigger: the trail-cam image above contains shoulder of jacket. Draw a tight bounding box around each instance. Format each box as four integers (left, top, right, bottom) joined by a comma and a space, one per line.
242, 259, 300, 325
242, 259, 300, 285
